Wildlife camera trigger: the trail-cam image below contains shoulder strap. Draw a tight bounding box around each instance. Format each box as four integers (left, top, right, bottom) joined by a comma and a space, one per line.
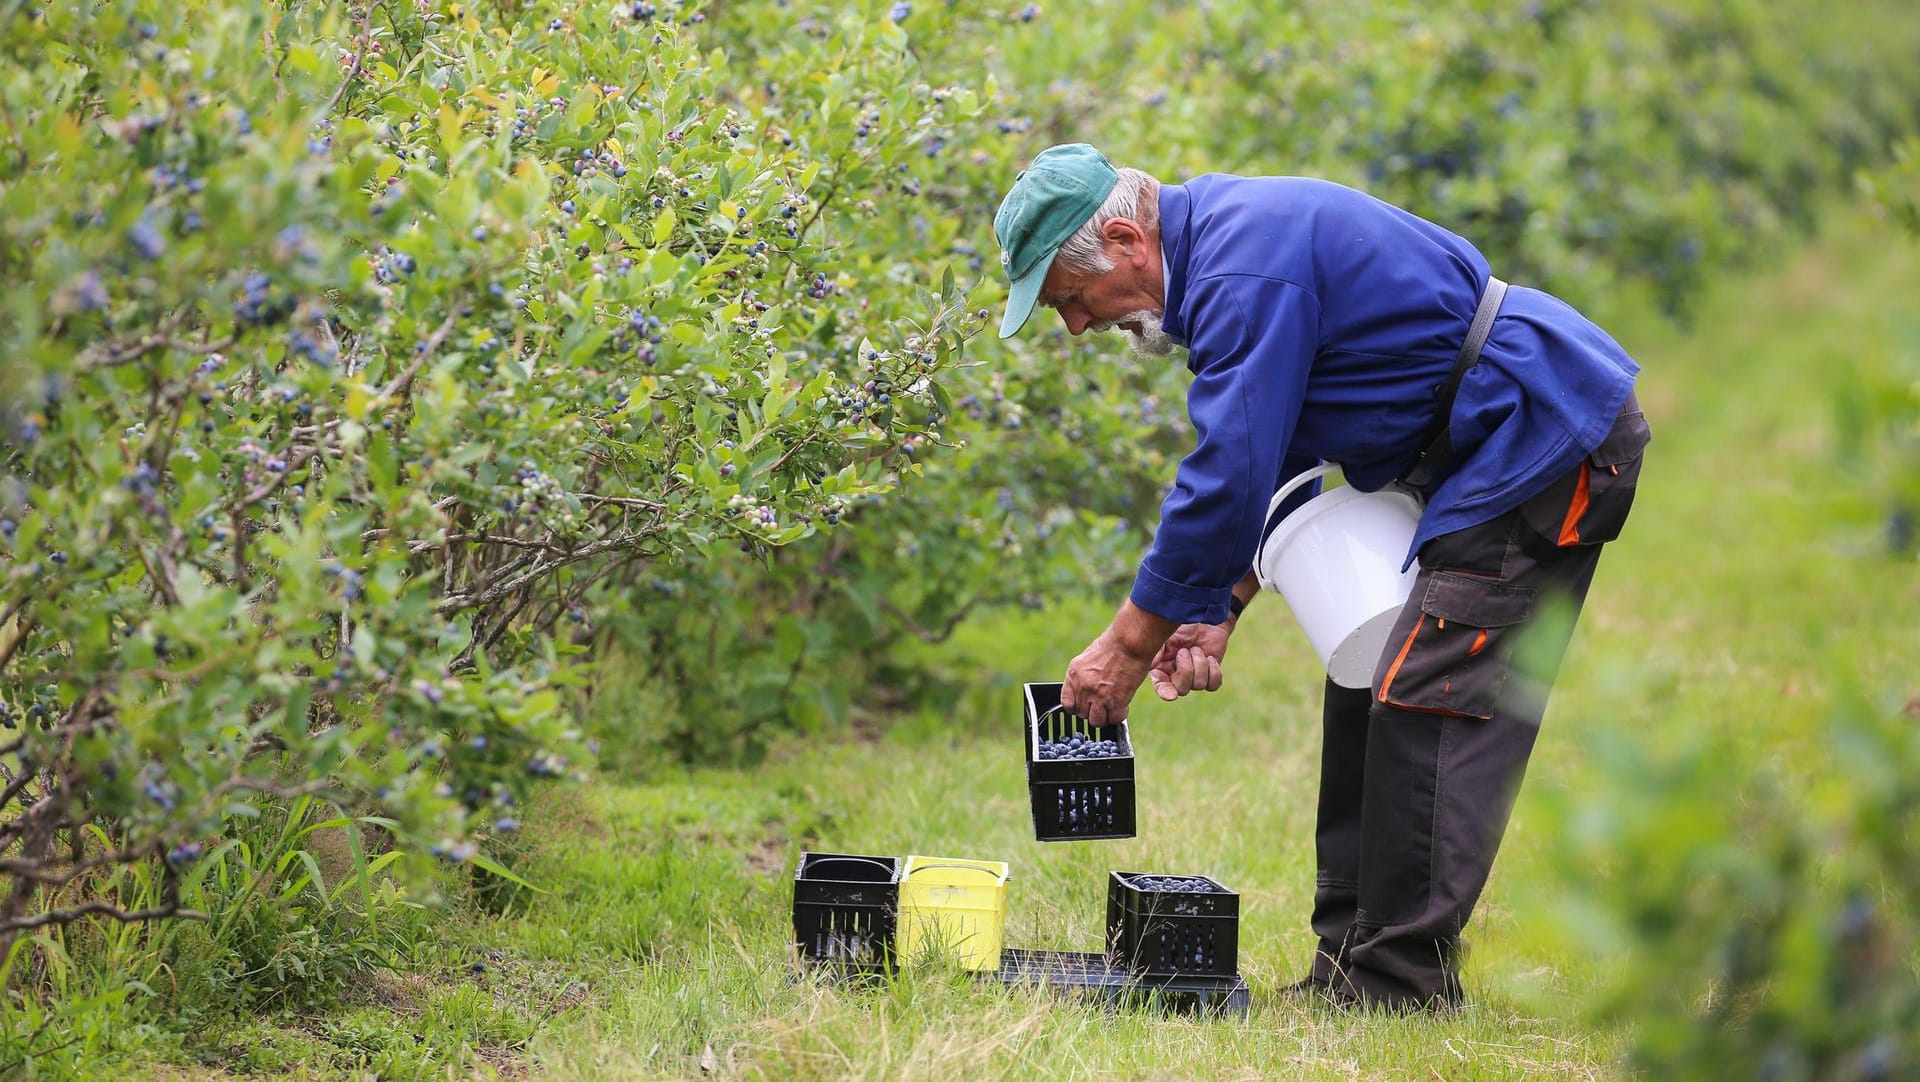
1400, 276, 1508, 491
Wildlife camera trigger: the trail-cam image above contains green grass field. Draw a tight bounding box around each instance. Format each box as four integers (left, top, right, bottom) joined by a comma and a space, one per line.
120, 210, 1920, 1081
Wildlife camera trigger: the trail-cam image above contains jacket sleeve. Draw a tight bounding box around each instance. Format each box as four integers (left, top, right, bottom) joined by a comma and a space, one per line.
1128, 275, 1321, 624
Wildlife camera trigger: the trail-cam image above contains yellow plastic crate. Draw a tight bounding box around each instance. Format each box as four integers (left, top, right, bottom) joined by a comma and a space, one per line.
897, 854, 1010, 971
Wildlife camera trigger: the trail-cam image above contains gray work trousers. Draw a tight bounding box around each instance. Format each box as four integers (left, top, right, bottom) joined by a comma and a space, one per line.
1306, 396, 1651, 1010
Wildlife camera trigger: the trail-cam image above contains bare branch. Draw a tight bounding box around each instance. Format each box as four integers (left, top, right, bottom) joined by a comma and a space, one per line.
372, 304, 465, 408
434, 522, 666, 614
77, 312, 237, 371
1, 901, 209, 936
320, 5, 373, 118
877, 594, 983, 645
575, 493, 668, 512
133, 540, 184, 608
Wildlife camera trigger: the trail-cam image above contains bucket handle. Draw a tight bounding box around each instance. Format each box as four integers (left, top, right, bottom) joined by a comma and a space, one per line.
1035, 702, 1129, 726
1264, 463, 1341, 524
906, 862, 1007, 881
803, 855, 897, 875
1035, 703, 1096, 730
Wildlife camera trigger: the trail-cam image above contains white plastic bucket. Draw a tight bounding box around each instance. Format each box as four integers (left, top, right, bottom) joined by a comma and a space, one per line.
1253, 465, 1423, 689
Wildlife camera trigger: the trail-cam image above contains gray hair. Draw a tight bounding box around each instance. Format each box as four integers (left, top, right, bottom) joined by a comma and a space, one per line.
1054, 166, 1160, 276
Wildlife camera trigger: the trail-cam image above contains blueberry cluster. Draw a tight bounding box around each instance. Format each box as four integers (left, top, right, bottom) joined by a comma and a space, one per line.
233, 271, 292, 326
1036, 732, 1125, 760
374, 249, 415, 284
1128, 875, 1221, 893
1146, 923, 1219, 971
621, 308, 664, 365
1053, 784, 1119, 831
128, 214, 165, 260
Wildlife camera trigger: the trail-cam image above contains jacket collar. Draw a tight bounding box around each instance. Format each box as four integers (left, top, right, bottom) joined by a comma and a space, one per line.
1156, 181, 1193, 349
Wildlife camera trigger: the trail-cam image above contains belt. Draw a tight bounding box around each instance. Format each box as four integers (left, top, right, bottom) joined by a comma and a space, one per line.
1399, 276, 1508, 492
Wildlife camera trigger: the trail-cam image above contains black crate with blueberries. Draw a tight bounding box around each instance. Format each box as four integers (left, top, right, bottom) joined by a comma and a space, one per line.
1105, 871, 1241, 978
1023, 682, 1136, 842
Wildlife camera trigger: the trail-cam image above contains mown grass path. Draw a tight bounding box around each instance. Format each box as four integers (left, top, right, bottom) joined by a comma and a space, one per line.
148, 212, 1920, 1081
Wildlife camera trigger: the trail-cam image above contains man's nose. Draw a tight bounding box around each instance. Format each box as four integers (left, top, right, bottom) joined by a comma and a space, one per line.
1059, 308, 1091, 336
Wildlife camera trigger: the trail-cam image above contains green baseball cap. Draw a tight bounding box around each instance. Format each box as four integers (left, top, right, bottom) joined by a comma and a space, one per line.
993, 143, 1119, 338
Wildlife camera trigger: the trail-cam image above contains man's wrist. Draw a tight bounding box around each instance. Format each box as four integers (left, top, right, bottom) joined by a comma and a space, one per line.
1110, 599, 1177, 661
1224, 577, 1257, 631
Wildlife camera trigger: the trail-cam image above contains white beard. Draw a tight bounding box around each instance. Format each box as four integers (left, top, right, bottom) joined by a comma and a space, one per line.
1092, 308, 1176, 358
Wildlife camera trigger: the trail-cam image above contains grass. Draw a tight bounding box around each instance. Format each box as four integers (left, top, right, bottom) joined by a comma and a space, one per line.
77, 208, 1920, 1080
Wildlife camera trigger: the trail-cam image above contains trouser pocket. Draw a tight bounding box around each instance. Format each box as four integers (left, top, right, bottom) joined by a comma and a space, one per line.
1374, 570, 1534, 720
1522, 402, 1651, 547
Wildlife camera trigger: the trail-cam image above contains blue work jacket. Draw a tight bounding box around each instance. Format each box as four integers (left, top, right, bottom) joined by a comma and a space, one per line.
1131, 174, 1640, 626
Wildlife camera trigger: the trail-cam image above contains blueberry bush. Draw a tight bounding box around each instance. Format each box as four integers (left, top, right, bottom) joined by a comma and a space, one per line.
0, 0, 975, 957
1523, 695, 1920, 1081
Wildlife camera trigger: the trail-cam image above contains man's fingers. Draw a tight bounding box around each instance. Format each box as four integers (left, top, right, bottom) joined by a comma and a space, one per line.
1151, 669, 1180, 701
1204, 656, 1224, 692
1171, 650, 1195, 696
1184, 650, 1202, 691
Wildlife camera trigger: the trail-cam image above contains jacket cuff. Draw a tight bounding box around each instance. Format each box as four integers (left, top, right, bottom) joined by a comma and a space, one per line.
1129, 563, 1233, 626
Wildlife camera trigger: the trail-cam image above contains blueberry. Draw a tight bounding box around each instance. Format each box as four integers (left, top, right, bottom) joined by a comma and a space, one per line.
128, 216, 165, 260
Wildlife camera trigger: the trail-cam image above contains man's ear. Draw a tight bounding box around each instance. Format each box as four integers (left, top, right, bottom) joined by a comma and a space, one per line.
1103, 218, 1150, 266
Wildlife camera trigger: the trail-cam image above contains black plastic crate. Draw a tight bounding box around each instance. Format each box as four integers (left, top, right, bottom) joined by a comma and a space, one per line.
987, 948, 1248, 1017
792, 851, 902, 972
1024, 682, 1135, 842
1105, 871, 1240, 978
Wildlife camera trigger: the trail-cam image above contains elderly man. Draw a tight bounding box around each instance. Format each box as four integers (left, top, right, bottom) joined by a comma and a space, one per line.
994, 143, 1649, 1010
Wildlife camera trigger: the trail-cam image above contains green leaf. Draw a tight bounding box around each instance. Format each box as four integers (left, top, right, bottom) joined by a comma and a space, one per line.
469, 851, 545, 892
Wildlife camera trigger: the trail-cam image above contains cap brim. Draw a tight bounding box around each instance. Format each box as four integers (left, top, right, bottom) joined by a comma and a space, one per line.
997, 251, 1055, 338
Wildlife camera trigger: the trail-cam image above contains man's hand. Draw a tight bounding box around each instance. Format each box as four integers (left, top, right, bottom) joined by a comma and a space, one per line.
1149, 621, 1231, 701
1061, 600, 1175, 726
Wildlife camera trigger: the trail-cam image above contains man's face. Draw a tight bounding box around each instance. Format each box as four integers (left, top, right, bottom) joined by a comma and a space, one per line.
1035, 219, 1172, 356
